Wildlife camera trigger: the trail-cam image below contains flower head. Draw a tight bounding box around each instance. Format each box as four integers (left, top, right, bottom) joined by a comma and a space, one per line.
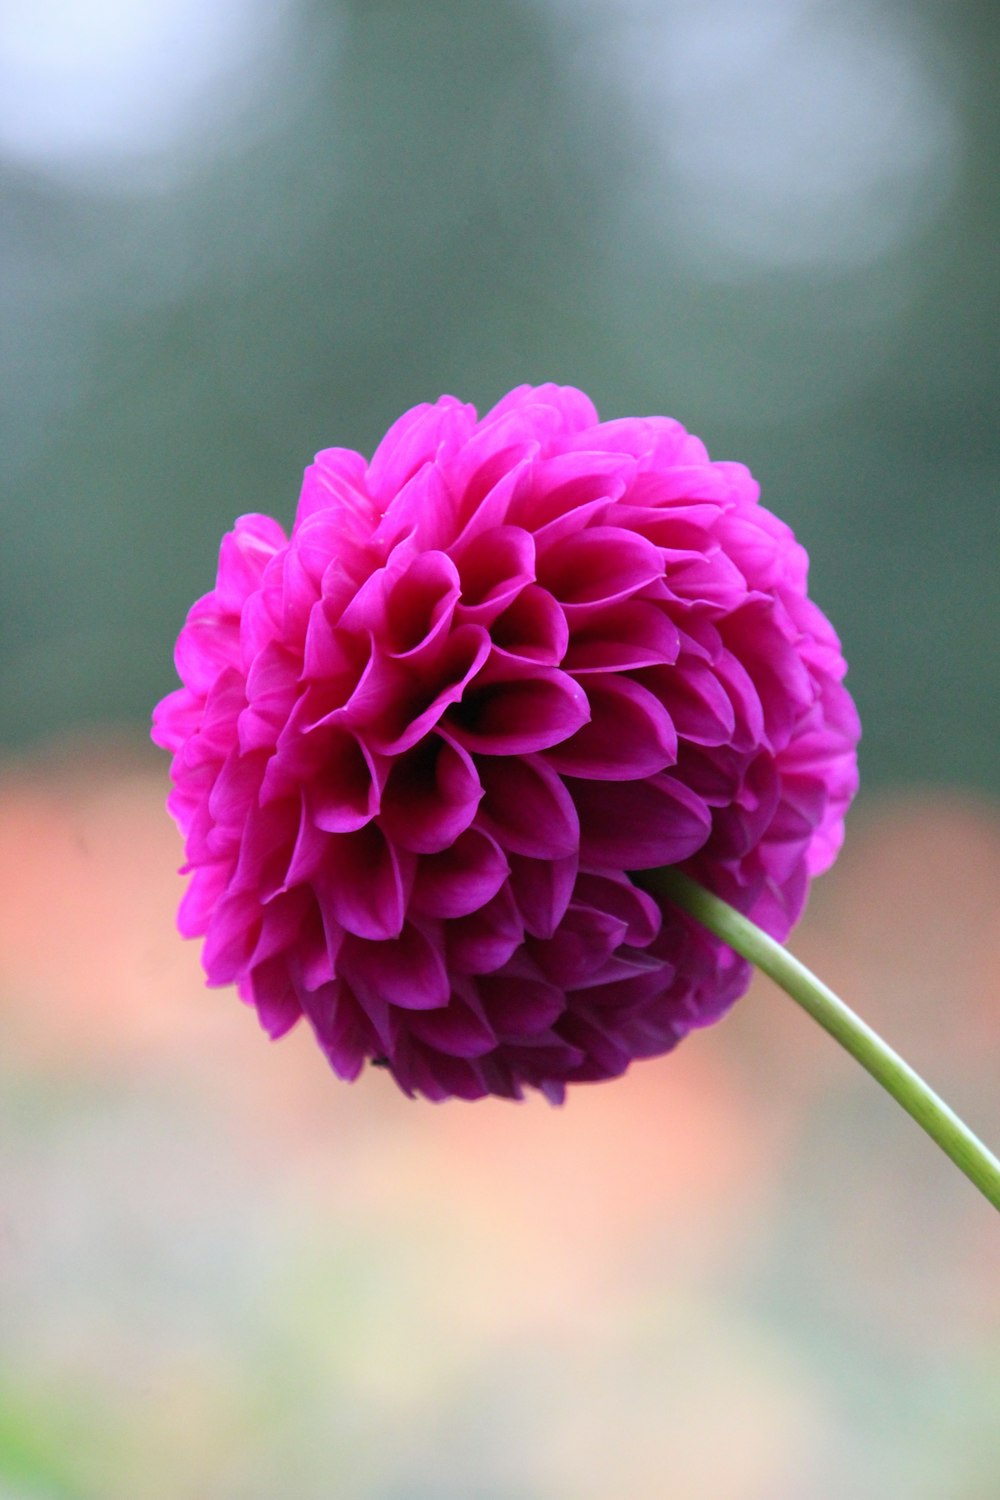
153, 385, 859, 1101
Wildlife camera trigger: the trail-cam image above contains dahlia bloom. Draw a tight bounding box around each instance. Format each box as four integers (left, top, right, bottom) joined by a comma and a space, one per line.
152, 384, 859, 1102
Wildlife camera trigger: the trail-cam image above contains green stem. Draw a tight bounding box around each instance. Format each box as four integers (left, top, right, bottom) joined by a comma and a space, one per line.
655, 869, 1000, 1213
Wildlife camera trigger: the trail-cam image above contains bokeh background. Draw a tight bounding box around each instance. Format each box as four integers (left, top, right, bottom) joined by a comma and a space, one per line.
2, 1, 998, 1496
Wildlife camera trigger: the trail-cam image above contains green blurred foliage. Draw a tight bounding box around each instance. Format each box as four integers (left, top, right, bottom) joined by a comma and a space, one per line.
1, 0, 997, 790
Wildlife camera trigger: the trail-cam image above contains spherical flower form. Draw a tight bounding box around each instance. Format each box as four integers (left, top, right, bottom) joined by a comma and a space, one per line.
152, 385, 859, 1102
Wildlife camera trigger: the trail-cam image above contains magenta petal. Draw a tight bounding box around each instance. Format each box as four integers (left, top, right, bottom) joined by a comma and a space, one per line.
409, 992, 497, 1057
447, 884, 524, 974
545, 674, 677, 780
564, 599, 680, 675
475, 753, 579, 858
301, 981, 373, 1081
410, 829, 510, 918
447, 663, 589, 755
489, 585, 569, 666
307, 728, 380, 832
638, 660, 737, 748
367, 398, 474, 508
572, 871, 662, 948
177, 863, 229, 938
245, 958, 303, 1039
572, 773, 711, 869
296, 446, 372, 525
175, 611, 241, 693
201, 891, 262, 984
378, 732, 483, 853
383, 550, 462, 657
478, 972, 566, 1037
537, 526, 664, 610
207, 748, 267, 828
365, 624, 491, 755
452, 525, 536, 623
340, 922, 450, 1010
529, 904, 629, 988
312, 824, 407, 940
506, 852, 578, 939
215, 515, 287, 612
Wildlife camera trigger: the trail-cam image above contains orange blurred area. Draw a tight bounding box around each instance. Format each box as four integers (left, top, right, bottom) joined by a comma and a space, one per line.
1, 736, 999, 1500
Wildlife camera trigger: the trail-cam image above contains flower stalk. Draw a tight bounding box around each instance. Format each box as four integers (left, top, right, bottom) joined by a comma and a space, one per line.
656, 869, 1000, 1213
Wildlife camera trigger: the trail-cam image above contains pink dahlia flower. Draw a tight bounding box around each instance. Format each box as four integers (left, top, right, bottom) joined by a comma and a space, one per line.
152, 385, 859, 1102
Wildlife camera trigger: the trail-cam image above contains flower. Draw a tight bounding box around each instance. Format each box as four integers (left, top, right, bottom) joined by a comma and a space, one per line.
152, 384, 859, 1101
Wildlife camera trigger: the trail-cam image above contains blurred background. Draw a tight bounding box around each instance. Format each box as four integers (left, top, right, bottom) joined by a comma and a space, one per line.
1, 1, 998, 1496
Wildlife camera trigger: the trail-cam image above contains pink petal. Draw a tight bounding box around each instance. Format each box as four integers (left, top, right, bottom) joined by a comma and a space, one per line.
301, 981, 375, 1081
528, 904, 629, 988
452, 525, 536, 623
311, 824, 407, 940
637, 660, 736, 748
175, 611, 242, 693
572, 871, 662, 948
475, 752, 579, 858
296, 447, 374, 530
446, 662, 589, 755
245, 957, 302, 1039
506, 851, 578, 939
377, 732, 483, 853
215, 514, 287, 612
446, 884, 524, 974
339, 922, 450, 1010
366, 397, 475, 509
364, 624, 491, 755
536, 526, 664, 611
477, 972, 566, 1037
410, 828, 510, 918
572, 773, 711, 868
383, 550, 462, 657
544, 674, 677, 780
408, 992, 498, 1057
563, 599, 680, 675
488, 585, 569, 665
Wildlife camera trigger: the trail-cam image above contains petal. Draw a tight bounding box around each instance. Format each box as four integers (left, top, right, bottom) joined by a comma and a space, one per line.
506, 851, 578, 939
452, 525, 536, 623
571, 773, 711, 869
536, 526, 664, 611
475, 753, 579, 858
637, 660, 736, 748
378, 732, 483, 853
477, 972, 566, 1037
311, 824, 407, 940
544, 674, 677, 780
482, 383, 599, 433
367, 398, 475, 509
175, 610, 242, 693
215, 514, 287, 612
339, 922, 450, 1010
364, 624, 491, 756
244, 957, 302, 1040
488, 585, 569, 666
308, 728, 381, 832
528, 905, 629, 988
572, 871, 662, 948
410, 828, 510, 919
563, 599, 680, 675
383, 550, 462, 657
446, 662, 589, 755
296, 446, 375, 541
301, 980, 376, 1081
408, 992, 498, 1057
447, 884, 524, 974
